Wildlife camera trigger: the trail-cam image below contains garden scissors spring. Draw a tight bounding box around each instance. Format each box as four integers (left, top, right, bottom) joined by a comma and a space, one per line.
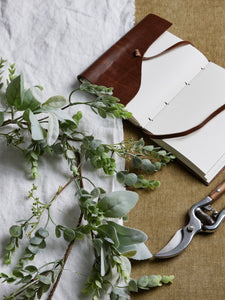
154, 180, 225, 259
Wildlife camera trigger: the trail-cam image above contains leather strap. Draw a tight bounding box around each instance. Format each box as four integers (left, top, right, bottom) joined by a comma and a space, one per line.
141, 40, 193, 60
143, 104, 225, 139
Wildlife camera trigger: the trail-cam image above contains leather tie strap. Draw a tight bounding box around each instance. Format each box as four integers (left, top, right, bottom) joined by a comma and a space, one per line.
143, 104, 225, 139
134, 40, 193, 60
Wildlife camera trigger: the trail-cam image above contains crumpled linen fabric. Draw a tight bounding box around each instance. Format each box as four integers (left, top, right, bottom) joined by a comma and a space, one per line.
0, 0, 135, 299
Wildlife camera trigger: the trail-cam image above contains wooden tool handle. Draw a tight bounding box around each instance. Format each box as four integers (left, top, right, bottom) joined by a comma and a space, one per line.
209, 180, 225, 201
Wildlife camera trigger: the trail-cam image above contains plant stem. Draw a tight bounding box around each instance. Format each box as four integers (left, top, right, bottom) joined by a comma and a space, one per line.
1, 116, 23, 127
47, 211, 84, 299
48, 152, 84, 299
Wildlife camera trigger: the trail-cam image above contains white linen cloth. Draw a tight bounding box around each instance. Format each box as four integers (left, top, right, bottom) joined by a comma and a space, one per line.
0, 0, 135, 299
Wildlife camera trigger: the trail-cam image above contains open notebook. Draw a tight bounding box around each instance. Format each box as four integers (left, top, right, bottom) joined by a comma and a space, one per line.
78, 14, 225, 184
126, 31, 225, 184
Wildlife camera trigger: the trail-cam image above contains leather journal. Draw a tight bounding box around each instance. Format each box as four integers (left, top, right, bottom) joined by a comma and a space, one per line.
78, 14, 225, 184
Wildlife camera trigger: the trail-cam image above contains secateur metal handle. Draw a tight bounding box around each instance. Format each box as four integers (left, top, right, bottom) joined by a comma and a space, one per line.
190, 180, 225, 233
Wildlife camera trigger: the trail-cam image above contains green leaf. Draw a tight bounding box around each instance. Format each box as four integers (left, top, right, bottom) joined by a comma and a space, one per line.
17, 87, 42, 111
24, 288, 36, 298
132, 156, 142, 168
72, 111, 82, 123
116, 172, 125, 184
137, 275, 149, 289
24, 265, 38, 273
28, 109, 44, 141
0, 111, 4, 126
47, 113, 59, 146
148, 275, 162, 287
97, 191, 138, 218
5, 238, 16, 250
66, 149, 75, 159
38, 275, 51, 285
6, 74, 24, 107
128, 279, 138, 292
36, 228, 49, 238
107, 221, 147, 246
63, 228, 75, 242
124, 173, 137, 186
52, 143, 63, 154
55, 226, 61, 238
30, 236, 43, 245
9, 225, 22, 238
38, 239, 46, 249
43, 95, 67, 108
161, 275, 175, 284
27, 244, 39, 254
97, 224, 119, 247
95, 280, 102, 288
12, 269, 24, 278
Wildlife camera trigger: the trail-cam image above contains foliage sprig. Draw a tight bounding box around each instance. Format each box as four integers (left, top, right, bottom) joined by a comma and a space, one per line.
0, 59, 174, 299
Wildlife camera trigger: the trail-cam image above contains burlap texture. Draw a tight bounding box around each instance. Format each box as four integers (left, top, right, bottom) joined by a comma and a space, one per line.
125, 1, 225, 299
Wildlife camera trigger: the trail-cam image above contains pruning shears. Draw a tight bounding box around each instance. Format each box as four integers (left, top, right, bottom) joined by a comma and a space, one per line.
154, 180, 225, 259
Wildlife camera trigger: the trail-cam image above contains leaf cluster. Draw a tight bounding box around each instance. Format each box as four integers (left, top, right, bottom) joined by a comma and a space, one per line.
1, 260, 63, 300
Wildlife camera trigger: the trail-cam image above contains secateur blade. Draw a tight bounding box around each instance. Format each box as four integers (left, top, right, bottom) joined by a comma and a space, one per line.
153, 180, 225, 259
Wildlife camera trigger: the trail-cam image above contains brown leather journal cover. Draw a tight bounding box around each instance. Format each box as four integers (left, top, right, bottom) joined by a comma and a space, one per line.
78, 14, 171, 106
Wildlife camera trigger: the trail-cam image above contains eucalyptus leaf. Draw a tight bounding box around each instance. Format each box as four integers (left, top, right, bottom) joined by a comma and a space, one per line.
6, 74, 24, 107
28, 110, 44, 141
36, 228, 49, 238
47, 113, 59, 146
97, 191, 138, 218
43, 95, 67, 108
9, 225, 22, 238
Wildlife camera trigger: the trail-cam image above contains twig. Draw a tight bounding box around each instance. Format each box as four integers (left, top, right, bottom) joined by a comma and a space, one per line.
47, 211, 83, 299
47, 152, 84, 299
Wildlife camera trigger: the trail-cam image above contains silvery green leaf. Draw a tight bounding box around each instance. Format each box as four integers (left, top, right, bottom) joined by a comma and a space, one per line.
97, 191, 138, 218
28, 109, 44, 141
0, 111, 4, 126
148, 275, 162, 287
137, 275, 149, 288
100, 246, 108, 276
128, 279, 138, 292
118, 243, 152, 260
97, 224, 119, 247
6, 73, 24, 107
161, 275, 175, 284
120, 255, 131, 275
66, 149, 75, 160
107, 221, 147, 245
124, 173, 137, 186
47, 113, 59, 146
43, 95, 68, 108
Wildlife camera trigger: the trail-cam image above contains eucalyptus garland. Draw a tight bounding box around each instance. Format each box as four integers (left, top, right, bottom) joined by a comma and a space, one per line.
0, 58, 174, 300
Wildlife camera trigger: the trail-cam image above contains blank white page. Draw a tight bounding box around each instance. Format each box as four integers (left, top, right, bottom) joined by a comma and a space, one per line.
145, 62, 225, 175
126, 31, 208, 127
